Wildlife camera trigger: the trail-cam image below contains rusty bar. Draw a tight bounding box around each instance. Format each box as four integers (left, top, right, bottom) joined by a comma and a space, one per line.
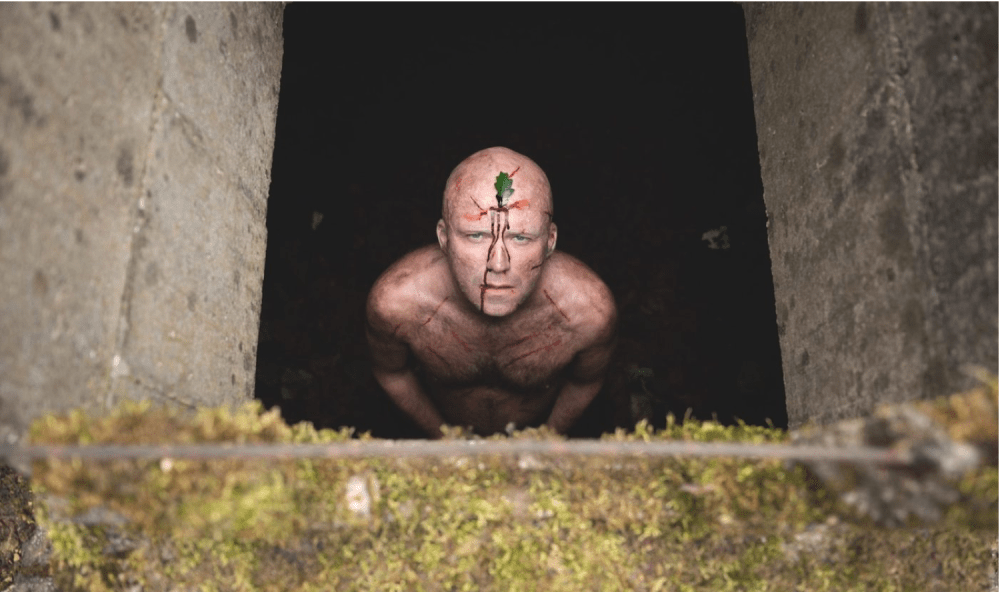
0, 440, 914, 466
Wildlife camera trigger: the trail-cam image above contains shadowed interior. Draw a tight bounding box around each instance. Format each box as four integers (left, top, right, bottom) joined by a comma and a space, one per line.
255, 4, 787, 438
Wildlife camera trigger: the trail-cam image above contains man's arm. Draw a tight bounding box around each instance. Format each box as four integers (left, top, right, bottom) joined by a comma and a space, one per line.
545, 377, 607, 434
371, 364, 447, 439
545, 296, 618, 434
365, 295, 447, 439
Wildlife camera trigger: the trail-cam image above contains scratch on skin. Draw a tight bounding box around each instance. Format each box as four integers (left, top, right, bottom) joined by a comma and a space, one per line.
503, 339, 562, 367
422, 297, 449, 327
450, 329, 472, 352
497, 322, 556, 352
427, 346, 448, 365
391, 323, 404, 337
464, 196, 489, 222
498, 333, 535, 352
509, 166, 521, 177
529, 259, 544, 271
542, 289, 571, 323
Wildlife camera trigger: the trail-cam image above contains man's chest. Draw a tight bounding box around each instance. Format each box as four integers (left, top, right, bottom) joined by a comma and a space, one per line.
406, 308, 577, 390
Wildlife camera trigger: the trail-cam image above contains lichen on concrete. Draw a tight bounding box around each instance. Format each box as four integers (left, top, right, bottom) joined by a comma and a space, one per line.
1, 375, 993, 591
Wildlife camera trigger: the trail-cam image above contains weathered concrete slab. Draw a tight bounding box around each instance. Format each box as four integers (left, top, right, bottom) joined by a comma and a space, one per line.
0, 3, 282, 441
743, 3, 997, 427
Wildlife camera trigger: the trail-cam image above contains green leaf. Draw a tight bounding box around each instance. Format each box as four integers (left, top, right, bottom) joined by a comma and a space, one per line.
494, 172, 514, 204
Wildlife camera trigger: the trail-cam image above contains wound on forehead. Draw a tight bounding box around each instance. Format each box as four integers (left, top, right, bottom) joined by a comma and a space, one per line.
442, 149, 553, 223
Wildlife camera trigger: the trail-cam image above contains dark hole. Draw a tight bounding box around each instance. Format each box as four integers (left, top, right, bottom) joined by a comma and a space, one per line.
255, 4, 787, 438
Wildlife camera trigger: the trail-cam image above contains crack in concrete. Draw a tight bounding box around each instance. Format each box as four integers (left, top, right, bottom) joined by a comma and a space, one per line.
883, 4, 948, 399
108, 4, 170, 410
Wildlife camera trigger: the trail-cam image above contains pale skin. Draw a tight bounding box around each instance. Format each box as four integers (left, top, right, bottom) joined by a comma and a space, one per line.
365, 147, 617, 438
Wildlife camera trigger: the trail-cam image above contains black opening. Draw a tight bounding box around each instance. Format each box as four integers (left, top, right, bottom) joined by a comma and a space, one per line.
255, 4, 787, 438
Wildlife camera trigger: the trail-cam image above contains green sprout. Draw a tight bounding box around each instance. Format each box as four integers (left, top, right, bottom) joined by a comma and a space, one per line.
494, 172, 514, 207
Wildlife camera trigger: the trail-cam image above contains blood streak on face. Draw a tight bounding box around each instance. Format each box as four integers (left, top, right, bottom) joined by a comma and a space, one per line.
439, 151, 555, 319
479, 205, 513, 311
466, 179, 555, 317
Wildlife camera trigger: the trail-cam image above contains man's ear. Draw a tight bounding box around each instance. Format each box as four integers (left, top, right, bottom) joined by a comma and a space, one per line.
436, 219, 448, 251
546, 222, 558, 256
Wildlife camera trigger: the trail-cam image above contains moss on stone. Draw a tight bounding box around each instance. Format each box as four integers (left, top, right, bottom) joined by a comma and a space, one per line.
16, 379, 998, 591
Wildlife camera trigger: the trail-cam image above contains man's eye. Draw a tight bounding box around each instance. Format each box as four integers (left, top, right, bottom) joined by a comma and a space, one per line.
511, 235, 530, 243
467, 233, 485, 240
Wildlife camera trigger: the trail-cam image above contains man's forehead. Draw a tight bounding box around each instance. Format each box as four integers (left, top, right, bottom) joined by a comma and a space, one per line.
449, 187, 546, 214
444, 147, 552, 216
450, 196, 550, 233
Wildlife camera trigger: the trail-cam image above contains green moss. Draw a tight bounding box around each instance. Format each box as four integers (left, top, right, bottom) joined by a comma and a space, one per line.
21, 383, 997, 591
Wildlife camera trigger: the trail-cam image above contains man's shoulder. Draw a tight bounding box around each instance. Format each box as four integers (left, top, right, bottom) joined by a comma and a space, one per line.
367, 245, 450, 324
542, 252, 617, 337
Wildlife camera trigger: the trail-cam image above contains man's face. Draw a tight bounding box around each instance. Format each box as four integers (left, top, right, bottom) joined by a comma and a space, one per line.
437, 157, 556, 317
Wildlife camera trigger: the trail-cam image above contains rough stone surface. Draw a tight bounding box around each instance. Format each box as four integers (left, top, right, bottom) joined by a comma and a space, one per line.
0, 3, 283, 441
744, 3, 997, 427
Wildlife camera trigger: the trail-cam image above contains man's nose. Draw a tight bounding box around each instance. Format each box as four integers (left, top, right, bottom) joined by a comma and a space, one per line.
487, 238, 511, 273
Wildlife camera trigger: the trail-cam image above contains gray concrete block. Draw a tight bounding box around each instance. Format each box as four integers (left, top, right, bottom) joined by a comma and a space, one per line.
0, 3, 282, 441
744, 3, 997, 427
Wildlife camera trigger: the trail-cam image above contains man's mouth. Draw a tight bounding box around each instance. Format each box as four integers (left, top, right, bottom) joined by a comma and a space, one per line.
483, 284, 515, 290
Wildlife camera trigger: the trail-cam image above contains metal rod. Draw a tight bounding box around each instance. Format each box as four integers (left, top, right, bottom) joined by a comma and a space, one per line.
0, 440, 914, 465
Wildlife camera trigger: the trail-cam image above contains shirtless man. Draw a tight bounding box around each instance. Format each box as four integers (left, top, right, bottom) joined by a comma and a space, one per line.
365, 147, 617, 438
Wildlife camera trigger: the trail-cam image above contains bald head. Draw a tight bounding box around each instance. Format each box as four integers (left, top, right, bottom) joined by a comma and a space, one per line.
442, 147, 553, 223
435, 146, 560, 317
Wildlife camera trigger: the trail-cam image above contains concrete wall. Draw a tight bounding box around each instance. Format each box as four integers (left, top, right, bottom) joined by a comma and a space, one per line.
0, 3, 283, 442
744, 3, 997, 427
